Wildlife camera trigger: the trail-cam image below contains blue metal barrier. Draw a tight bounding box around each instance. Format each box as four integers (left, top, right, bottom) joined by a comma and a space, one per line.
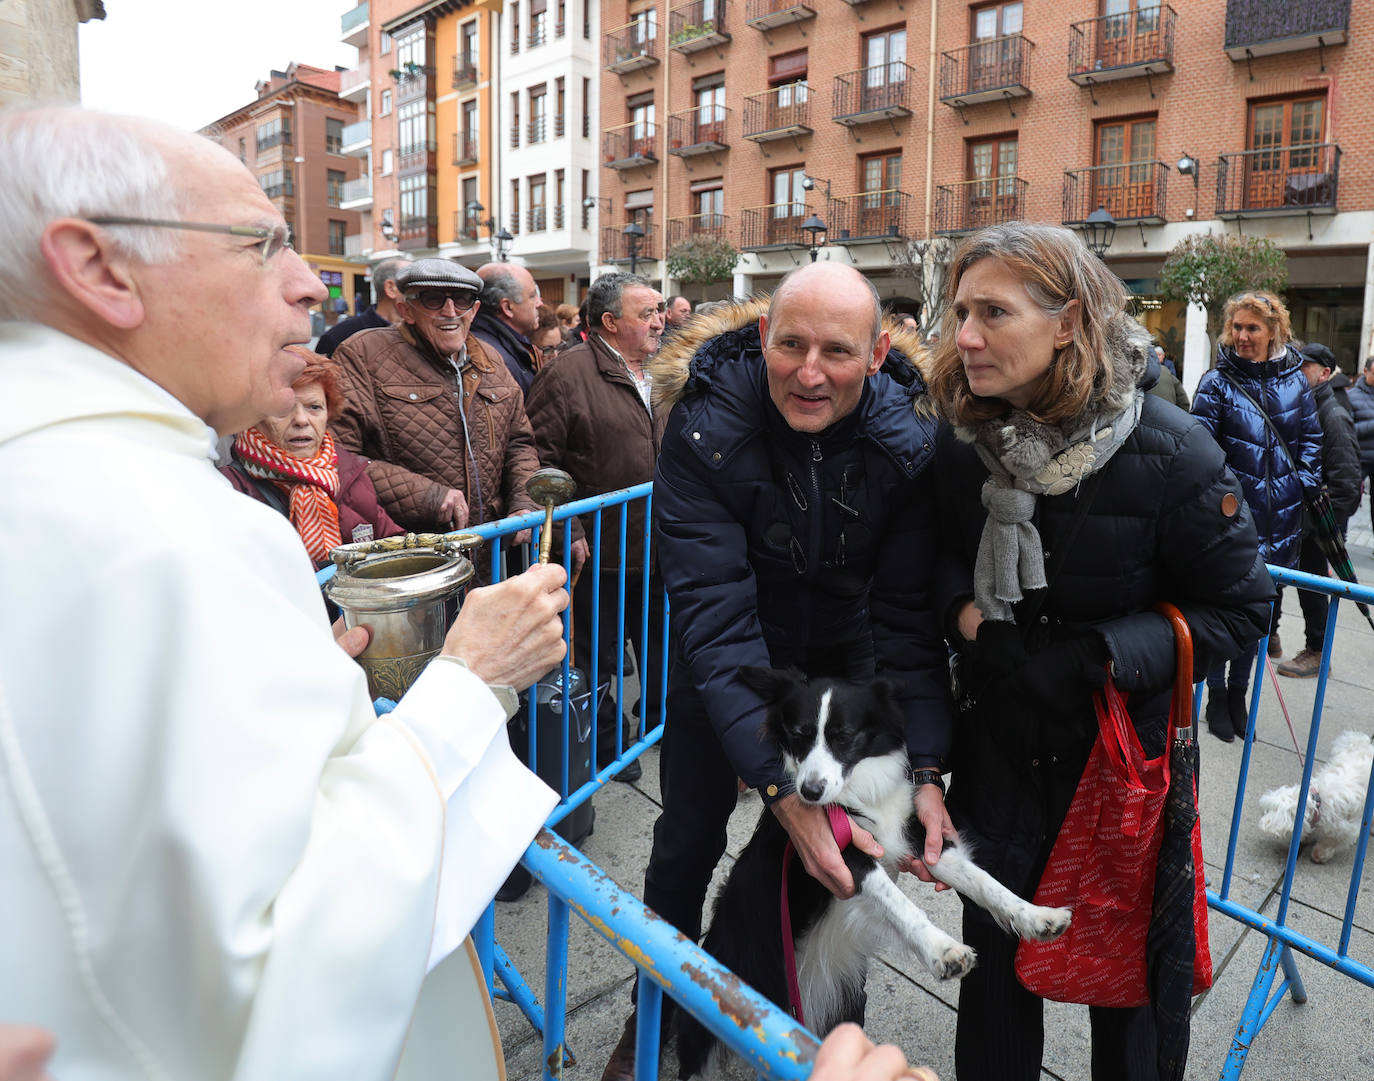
1208, 565, 1374, 1081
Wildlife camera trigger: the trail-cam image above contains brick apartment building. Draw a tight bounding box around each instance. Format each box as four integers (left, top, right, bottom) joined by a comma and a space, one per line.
201, 63, 365, 322
337, 0, 601, 307
597, 0, 1370, 383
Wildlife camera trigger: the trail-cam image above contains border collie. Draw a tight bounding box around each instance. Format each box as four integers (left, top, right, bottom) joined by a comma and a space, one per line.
675, 667, 1072, 1079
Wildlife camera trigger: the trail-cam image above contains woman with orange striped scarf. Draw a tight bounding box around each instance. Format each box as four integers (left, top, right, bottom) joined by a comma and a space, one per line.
222, 347, 404, 566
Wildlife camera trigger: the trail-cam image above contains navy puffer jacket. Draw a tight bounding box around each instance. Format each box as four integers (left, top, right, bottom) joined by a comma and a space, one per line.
650, 305, 952, 796
1191, 344, 1321, 569
1349, 376, 1374, 469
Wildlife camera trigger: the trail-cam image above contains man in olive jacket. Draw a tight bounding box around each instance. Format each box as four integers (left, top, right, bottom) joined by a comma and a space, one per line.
333, 259, 540, 537
525, 272, 667, 779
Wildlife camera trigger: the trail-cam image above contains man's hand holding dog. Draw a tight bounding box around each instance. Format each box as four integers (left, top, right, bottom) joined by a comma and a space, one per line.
771, 793, 884, 899
897, 784, 956, 890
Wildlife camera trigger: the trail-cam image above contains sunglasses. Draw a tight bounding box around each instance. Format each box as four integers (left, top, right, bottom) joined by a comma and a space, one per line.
87, 217, 293, 266
408, 289, 478, 312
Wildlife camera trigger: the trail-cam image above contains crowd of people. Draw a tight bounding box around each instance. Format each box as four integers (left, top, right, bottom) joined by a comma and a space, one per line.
3, 101, 1369, 1081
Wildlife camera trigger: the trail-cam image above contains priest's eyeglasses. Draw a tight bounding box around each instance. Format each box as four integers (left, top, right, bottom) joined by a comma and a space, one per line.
86, 217, 294, 266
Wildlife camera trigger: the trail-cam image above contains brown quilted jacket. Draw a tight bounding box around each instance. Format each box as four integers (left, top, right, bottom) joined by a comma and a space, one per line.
331, 323, 541, 532
526, 335, 669, 572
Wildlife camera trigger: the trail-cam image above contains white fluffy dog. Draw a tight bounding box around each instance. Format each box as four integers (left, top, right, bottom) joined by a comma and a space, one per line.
1258, 731, 1374, 863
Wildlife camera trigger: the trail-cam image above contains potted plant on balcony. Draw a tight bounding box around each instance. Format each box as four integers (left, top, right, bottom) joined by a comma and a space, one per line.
666, 234, 739, 284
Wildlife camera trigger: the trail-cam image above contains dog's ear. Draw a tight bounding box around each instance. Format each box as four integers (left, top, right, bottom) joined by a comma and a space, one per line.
738, 666, 800, 704
870, 677, 901, 705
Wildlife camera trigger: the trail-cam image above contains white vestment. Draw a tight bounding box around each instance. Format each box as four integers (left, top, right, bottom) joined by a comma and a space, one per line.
0, 323, 557, 1080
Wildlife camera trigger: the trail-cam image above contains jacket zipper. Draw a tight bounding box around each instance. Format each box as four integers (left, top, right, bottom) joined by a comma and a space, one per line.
807, 439, 823, 576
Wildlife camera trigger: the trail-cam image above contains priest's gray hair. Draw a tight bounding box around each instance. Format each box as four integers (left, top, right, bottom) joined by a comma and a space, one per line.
0, 105, 183, 321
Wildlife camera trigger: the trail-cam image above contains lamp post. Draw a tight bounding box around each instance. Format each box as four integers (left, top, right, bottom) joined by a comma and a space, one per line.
623, 220, 645, 276
801, 214, 828, 262
1176, 152, 1200, 219
467, 200, 512, 258
1083, 204, 1117, 259
495, 228, 514, 262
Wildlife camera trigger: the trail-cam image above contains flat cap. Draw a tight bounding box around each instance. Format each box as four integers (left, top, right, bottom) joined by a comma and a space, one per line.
1298, 341, 1335, 369
397, 258, 482, 293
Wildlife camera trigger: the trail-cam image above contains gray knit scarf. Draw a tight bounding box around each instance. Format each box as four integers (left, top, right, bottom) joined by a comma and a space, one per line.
970, 391, 1143, 622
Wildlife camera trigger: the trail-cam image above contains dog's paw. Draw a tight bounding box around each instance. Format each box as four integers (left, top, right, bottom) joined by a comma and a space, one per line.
932, 943, 977, 980
1311, 844, 1335, 864
1017, 905, 1072, 942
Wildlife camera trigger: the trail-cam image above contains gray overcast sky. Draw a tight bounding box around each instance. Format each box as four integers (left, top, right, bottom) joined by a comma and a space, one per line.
79, 1, 358, 131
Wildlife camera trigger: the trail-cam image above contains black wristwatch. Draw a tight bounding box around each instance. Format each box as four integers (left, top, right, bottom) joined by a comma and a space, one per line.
908, 768, 946, 794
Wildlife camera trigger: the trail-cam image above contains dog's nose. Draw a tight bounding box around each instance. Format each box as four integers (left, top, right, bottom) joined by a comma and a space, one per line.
800, 779, 825, 803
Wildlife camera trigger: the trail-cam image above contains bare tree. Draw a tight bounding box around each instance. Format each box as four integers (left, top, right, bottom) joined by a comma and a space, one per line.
889, 236, 955, 336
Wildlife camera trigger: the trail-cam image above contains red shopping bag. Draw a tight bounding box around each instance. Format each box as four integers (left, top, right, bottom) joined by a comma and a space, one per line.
1014, 678, 1169, 1007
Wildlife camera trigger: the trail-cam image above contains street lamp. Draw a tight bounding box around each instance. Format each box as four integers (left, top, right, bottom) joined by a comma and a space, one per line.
1083, 204, 1116, 258
1176, 152, 1200, 218
467, 200, 513, 258
623, 220, 645, 276
495, 228, 514, 262
801, 214, 828, 262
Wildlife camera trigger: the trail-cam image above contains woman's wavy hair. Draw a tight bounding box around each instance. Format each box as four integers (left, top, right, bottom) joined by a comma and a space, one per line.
284, 345, 344, 422
1219, 290, 1291, 351
926, 221, 1128, 427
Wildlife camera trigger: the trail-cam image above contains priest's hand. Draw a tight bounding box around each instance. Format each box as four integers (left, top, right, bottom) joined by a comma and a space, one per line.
332, 616, 372, 659
443, 562, 568, 689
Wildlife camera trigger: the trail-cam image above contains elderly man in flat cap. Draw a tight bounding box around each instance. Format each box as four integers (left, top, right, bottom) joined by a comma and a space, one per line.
333, 258, 541, 536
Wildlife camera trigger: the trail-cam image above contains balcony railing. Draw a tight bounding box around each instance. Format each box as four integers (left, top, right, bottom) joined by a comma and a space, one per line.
602, 122, 659, 168
1069, 5, 1176, 84
935, 176, 1028, 234
939, 35, 1033, 106
554, 203, 565, 229
510, 124, 520, 149
667, 213, 731, 249
669, 0, 730, 53
604, 22, 660, 73
740, 202, 817, 249
256, 129, 292, 153
454, 133, 478, 166
529, 117, 548, 143
667, 105, 730, 154
528, 22, 547, 47
344, 233, 368, 258
1062, 161, 1168, 224
742, 83, 811, 141
393, 64, 434, 105
1224, 0, 1349, 59
555, 115, 565, 138
340, 175, 373, 207
338, 63, 370, 100
453, 213, 480, 242
601, 223, 660, 263
528, 207, 548, 231
340, 120, 370, 154
833, 62, 915, 125
1216, 143, 1341, 216
826, 189, 912, 241
341, 1, 369, 46
745, 0, 814, 31
399, 213, 439, 250
453, 56, 479, 89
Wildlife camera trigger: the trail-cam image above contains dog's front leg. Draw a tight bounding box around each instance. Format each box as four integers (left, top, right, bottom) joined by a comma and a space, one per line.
857, 866, 976, 980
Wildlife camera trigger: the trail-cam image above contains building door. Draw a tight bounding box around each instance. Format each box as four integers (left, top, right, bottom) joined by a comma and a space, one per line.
1098, 0, 1161, 68
969, 2, 1022, 94
967, 136, 1018, 229
769, 166, 806, 245
862, 28, 906, 112
858, 152, 902, 237
1094, 116, 1155, 219
1246, 96, 1325, 209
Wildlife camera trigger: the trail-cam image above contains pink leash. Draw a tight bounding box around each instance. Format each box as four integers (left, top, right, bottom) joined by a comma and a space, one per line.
1263, 654, 1306, 768
780, 804, 853, 1025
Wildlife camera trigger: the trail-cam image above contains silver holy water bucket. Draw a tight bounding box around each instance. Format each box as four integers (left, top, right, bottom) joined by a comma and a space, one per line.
324, 534, 480, 701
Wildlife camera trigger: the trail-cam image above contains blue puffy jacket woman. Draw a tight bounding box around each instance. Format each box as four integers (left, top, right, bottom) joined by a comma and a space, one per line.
1191, 291, 1321, 740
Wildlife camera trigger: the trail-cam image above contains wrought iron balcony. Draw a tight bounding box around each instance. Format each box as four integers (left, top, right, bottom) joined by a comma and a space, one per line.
833, 62, 915, 126
1062, 162, 1167, 224
1216, 143, 1341, 216
939, 35, 1033, 107
602, 122, 659, 169
740, 202, 818, 249
554, 204, 565, 229
601, 223, 660, 263
509, 124, 520, 150
1224, 0, 1349, 59
453, 212, 480, 242
667, 105, 730, 155
934, 177, 1028, 234
1069, 6, 1176, 85
604, 22, 660, 73
453, 56, 479, 90
669, 0, 730, 53
745, 0, 814, 31
742, 84, 811, 141
667, 213, 731, 248
453, 133, 478, 166
529, 117, 548, 143
826, 189, 912, 241
528, 207, 548, 232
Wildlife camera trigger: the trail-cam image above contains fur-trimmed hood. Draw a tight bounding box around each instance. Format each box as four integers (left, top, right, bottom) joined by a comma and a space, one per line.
648, 297, 933, 419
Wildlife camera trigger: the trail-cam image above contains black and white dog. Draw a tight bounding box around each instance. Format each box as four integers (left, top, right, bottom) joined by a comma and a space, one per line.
675, 667, 1071, 1079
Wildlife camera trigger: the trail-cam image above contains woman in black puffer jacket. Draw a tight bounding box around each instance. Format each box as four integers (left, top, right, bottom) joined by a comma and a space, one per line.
1190, 291, 1321, 740
929, 223, 1272, 1081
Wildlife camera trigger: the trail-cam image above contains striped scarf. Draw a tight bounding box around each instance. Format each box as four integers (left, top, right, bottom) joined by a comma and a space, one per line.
234, 427, 342, 563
